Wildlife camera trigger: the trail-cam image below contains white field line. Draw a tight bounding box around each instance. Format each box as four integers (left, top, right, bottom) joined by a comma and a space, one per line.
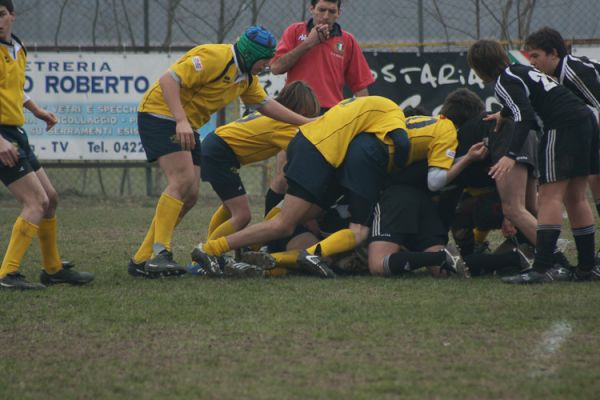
529, 320, 573, 378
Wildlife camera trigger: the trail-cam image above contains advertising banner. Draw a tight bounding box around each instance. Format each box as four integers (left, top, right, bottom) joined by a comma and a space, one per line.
23, 52, 216, 160
363, 52, 497, 114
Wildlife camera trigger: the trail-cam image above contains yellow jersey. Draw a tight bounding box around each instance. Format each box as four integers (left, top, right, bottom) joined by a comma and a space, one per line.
139, 44, 268, 130
0, 35, 27, 126
215, 112, 298, 165
405, 115, 457, 169
299, 96, 406, 167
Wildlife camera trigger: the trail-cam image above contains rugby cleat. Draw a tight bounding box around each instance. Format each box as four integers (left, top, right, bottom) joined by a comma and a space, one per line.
0, 272, 46, 290
442, 244, 469, 277
191, 244, 222, 277
128, 259, 149, 278
573, 265, 600, 282
146, 251, 187, 276
223, 260, 265, 278
40, 264, 94, 286
502, 266, 573, 284
515, 243, 535, 272
296, 250, 336, 279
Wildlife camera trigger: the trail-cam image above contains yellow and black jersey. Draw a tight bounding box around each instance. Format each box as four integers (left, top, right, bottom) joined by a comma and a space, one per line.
139, 44, 268, 130
299, 96, 406, 167
215, 112, 299, 165
405, 115, 458, 169
0, 35, 27, 126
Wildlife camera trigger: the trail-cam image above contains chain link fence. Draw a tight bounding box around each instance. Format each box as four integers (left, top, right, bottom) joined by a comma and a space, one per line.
3, 0, 600, 200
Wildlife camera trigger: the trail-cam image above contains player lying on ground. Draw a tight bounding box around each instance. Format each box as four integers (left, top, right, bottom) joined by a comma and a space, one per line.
193, 90, 486, 277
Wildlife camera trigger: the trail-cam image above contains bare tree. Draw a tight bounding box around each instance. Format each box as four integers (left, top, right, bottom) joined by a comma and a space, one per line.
250, 0, 268, 25
54, 0, 70, 47
119, 0, 137, 47
162, 0, 183, 47
92, 0, 100, 46
173, 0, 251, 44
111, 0, 123, 47
517, 0, 537, 40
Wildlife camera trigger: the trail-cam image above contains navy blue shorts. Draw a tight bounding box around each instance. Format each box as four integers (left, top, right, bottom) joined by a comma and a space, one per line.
138, 112, 202, 164
539, 112, 600, 183
338, 133, 390, 204
201, 132, 245, 201
369, 184, 448, 250
284, 131, 337, 207
0, 125, 41, 186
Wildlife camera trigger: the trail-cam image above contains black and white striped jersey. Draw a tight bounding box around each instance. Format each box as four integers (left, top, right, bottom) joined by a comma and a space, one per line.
495, 63, 590, 157
555, 54, 600, 111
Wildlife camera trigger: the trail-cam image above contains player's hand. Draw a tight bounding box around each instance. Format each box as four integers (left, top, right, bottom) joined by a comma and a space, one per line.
483, 112, 503, 132
466, 142, 488, 161
306, 23, 329, 46
35, 109, 58, 131
501, 218, 518, 238
175, 119, 196, 151
0, 136, 19, 167
489, 155, 515, 180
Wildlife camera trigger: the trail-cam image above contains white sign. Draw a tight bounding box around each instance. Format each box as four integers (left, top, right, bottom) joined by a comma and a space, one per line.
24, 52, 216, 160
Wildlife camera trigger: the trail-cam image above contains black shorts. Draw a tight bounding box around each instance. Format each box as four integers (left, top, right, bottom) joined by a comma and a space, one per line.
538, 112, 600, 184
138, 112, 202, 164
284, 131, 338, 208
201, 132, 244, 201
369, 184, 447, 251
489, 118, 538, 176
0, 125, 41, 186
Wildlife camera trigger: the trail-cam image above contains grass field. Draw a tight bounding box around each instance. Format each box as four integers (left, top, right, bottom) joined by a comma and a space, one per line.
1, 198, 599, 399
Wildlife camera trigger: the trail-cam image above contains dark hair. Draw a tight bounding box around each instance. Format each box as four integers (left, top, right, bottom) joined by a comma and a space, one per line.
403, 105, 431, 117
275, 81, 320, 118
467, 40, 510, 82
0, 0, 14, 12
440, 88, 485, 128
525, 27, 568, 58
311, 0, 341, 9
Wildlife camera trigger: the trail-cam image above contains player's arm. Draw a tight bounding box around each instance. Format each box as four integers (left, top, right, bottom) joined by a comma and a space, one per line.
257, 99, 314, 126
23, 97, 58, 131
270, 24, 329, 75
495, 75, 537, 159
159, 72, 195, 151
428, 143, 487, 192
566, 57, 600, 110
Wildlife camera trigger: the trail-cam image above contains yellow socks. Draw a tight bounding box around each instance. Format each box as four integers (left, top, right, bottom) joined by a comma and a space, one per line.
133, 214, 184, 263
203, 237, 230, 256
208, 220, 237, 241
306, 228, 357, 257
133, 217, 155, 264
207, 205, 231, 238
473, 228, 490, 244
0, 217, 39, 277
264, 206, 281, 221
272, 250, 300, 269
154, 193, 184, 253
38, 217, 62, 274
